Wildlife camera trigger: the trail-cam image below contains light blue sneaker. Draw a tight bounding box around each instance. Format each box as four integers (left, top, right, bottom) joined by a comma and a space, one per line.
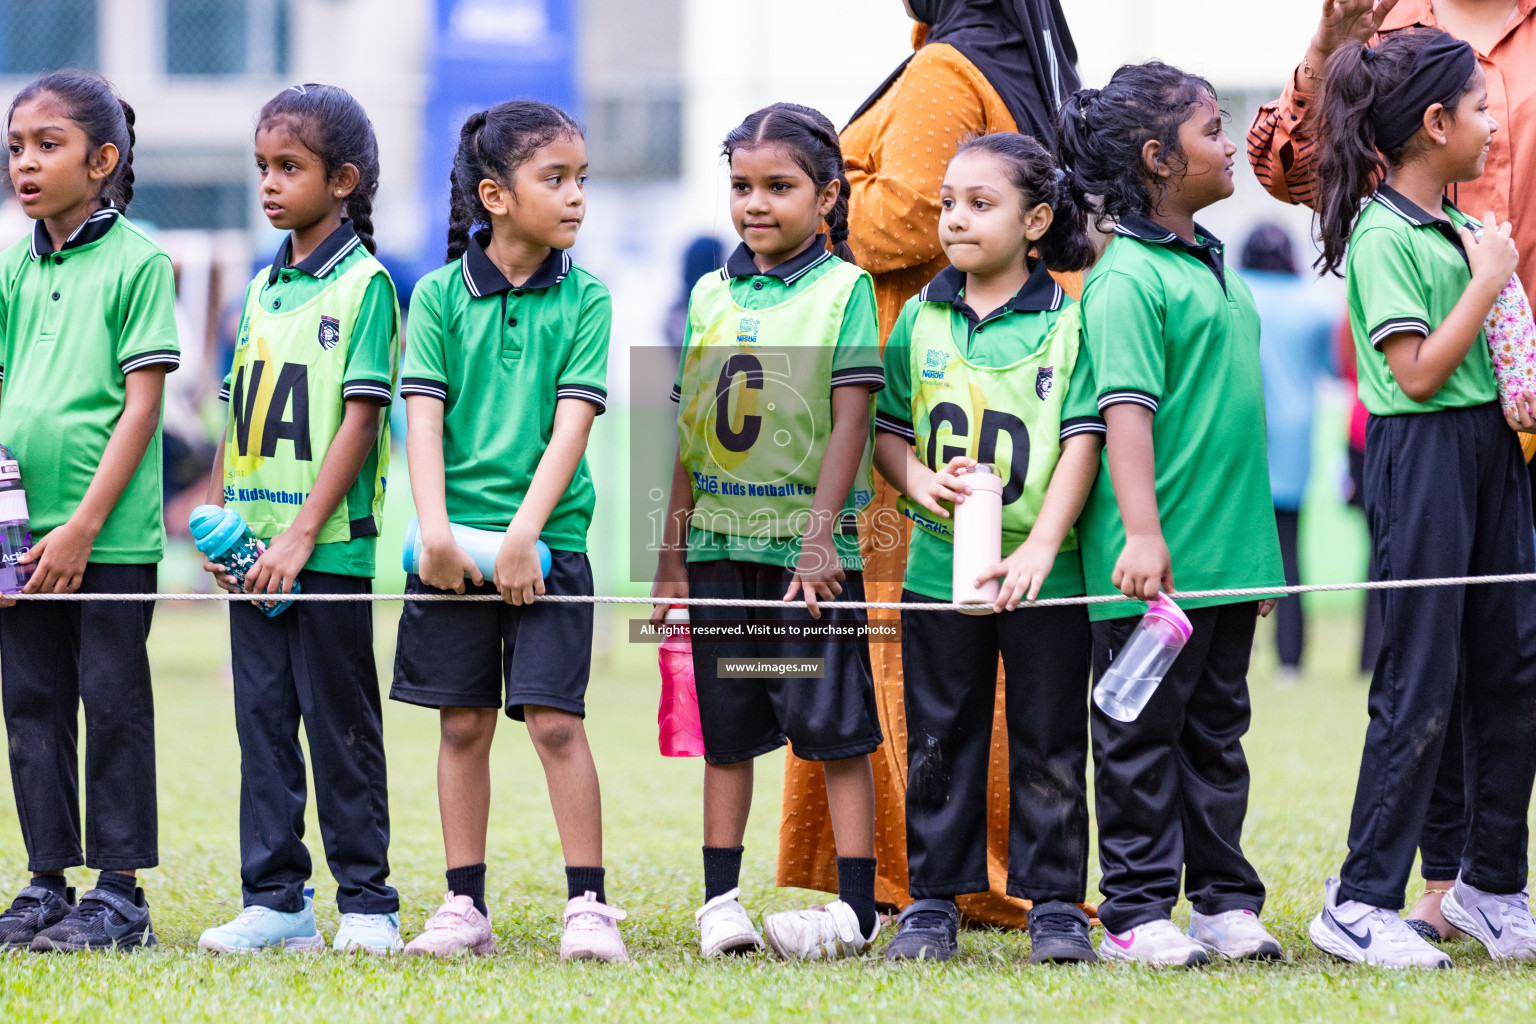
198, 888, 325, 954
333, 912, 403, 954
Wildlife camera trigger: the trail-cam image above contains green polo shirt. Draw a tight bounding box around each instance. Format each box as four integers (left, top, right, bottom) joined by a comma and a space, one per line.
220, 222, 397, 577
671, 239, 882, 571
401, 233, 609, 551
1077, 217, 1283, 620
877, 263, 1102, 601
0, 208, 179, 562
1347, 185, 1499, 416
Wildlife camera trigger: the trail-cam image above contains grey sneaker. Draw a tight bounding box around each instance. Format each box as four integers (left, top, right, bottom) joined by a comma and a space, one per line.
883, 899, 959, 962
1027, 901, 1097, 964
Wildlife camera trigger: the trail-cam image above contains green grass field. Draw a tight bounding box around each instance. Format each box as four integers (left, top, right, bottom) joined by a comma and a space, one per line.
4, 598, 1536, 1024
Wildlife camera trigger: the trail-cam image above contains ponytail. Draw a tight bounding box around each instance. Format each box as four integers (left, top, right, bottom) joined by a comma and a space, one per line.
1315, 30, 1475, 275
443, 101, 583, 264
116, 98, 136, 210
722, 103, 858, 265
953, 132, 1093, 273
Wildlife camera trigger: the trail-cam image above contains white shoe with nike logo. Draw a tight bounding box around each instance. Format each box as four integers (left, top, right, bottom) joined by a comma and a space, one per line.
1308, 877, 1452, 968
1098, 918, 1209, 967
1188, 908, 1284, 960
1440, 876, 1536, 960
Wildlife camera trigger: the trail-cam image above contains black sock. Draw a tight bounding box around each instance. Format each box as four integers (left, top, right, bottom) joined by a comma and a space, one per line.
446, 863, 488, 919
566, 866, 606, 904
29, 874, 67, 899
837, 857, 878, 940
94, 871, 136, 901
703, 846, 744, 903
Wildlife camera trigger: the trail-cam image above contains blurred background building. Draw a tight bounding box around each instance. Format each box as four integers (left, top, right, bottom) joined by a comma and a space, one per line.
2, 0, 1355, 670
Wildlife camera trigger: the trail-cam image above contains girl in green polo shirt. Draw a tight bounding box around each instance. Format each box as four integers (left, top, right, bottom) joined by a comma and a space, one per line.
650, 102, 885, 961
872, 132, 1101, 964
196, 84, 403, 957
1306, 29, 1536, 968
0, 70, 177, 953
389, 101, 626, 963
1056, 62, 1286, 967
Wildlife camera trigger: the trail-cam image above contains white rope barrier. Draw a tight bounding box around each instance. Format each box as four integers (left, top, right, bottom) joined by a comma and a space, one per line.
8, 570, 1536, 611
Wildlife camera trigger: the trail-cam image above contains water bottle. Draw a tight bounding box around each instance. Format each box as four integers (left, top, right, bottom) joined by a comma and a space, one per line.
657, 606, 705, 757
402, 517, 551, 581
1092, 594, 1194, 722
951, 464, 1003, 615
189, 504, 300, 616
0, 445, 34, 594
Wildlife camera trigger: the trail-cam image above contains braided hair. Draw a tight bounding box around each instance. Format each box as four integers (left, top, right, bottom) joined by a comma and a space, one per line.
1053, 62, 1217, 231
257, 84, 382, 254
721, 103, 857, 265
952, 132, 1094, 273
446, 101, 583, 263
7, 70, 136, 211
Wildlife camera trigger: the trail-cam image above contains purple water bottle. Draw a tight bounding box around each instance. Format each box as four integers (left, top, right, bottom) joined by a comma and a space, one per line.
0, 445, 34, 594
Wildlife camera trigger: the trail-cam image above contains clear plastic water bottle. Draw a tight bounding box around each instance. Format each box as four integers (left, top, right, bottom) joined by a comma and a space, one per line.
951, 464, 1003, 614
1092, 594, 1194, 722
0, 444, 34, 594
188, 504, 299, 617
657, 605, 704, 757
402, 516, 550, 581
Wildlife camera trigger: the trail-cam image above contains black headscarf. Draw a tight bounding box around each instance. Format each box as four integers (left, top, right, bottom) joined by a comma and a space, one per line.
846, 0, 1079, 142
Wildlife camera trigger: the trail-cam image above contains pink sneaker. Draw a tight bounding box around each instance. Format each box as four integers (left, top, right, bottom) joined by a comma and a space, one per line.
403, 893, 496, 958
559, 891, 629, 962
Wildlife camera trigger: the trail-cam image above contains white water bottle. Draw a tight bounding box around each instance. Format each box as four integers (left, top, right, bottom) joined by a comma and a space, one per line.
1092, 595, 1194, 722
951, 464, 1003, 615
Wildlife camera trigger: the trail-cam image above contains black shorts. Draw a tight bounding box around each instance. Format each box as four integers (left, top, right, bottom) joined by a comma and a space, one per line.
389, 550, 594, 720
686, 558, 882, 765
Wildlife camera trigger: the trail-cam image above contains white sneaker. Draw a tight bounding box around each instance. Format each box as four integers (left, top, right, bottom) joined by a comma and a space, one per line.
695, 887, 763, 957
332, 912, 403, 954
1308, 877, 1452, 968
403, 893, 496, 958
1440, 876, 1536, 960
1098, 918, 1209, 967
762, 899, 877, 961
560, 892, 629, 962
1188, 908, 1284, 960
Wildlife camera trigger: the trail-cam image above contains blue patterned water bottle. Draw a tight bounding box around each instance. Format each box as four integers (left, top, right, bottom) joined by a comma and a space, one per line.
188, 504, 299, 616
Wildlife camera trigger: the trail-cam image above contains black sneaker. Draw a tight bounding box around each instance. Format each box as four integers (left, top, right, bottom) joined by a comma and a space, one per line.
31, 887, 156, 952
1027, 901, 1097, 964
0, 885, 75, 950
883, 898, 959, 961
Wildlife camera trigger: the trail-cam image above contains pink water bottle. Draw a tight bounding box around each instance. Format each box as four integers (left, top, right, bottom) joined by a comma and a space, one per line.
658, 605, 705, 757
1092, 595, 1194, 722
951, 464, 1003, 614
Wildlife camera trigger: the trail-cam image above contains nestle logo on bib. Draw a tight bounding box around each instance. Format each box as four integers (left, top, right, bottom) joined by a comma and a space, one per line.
920, 348, 946, 381
318, 315, 341, 351
736, 316, 760, 344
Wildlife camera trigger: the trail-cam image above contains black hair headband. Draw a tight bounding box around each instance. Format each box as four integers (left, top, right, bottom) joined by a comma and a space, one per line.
1367, 35, 1478, 154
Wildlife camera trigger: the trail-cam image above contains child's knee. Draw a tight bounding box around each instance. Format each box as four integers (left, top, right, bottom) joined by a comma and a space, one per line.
439, 707, 497, 752
524, 707, 584, 756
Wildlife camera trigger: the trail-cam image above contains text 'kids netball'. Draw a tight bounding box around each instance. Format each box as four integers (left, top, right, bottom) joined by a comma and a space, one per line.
0, 71, 177, 953
873, 132, 1102, 964
197, 83, 403, 956
1307, 28, 1536, 969
390, 101, 625, 962
1057, 62, 1287, 967
650, 102, 886, 961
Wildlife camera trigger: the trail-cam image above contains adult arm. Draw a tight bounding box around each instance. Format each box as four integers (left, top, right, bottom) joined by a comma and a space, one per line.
1247, 0, 1401, 207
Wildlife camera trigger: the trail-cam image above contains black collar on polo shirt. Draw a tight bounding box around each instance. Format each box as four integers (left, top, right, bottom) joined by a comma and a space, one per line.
1113, 213, 1227, 289
29, 200, 120, 259
460, 228, 572, 298
1372, 183, 1469, 260
723, 234, 833, 286
918, 260, 1065, 322
267, 219, 362, 286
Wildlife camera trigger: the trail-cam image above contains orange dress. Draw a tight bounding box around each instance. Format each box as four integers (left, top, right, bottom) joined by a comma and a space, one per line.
774, 35, 1080, 928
